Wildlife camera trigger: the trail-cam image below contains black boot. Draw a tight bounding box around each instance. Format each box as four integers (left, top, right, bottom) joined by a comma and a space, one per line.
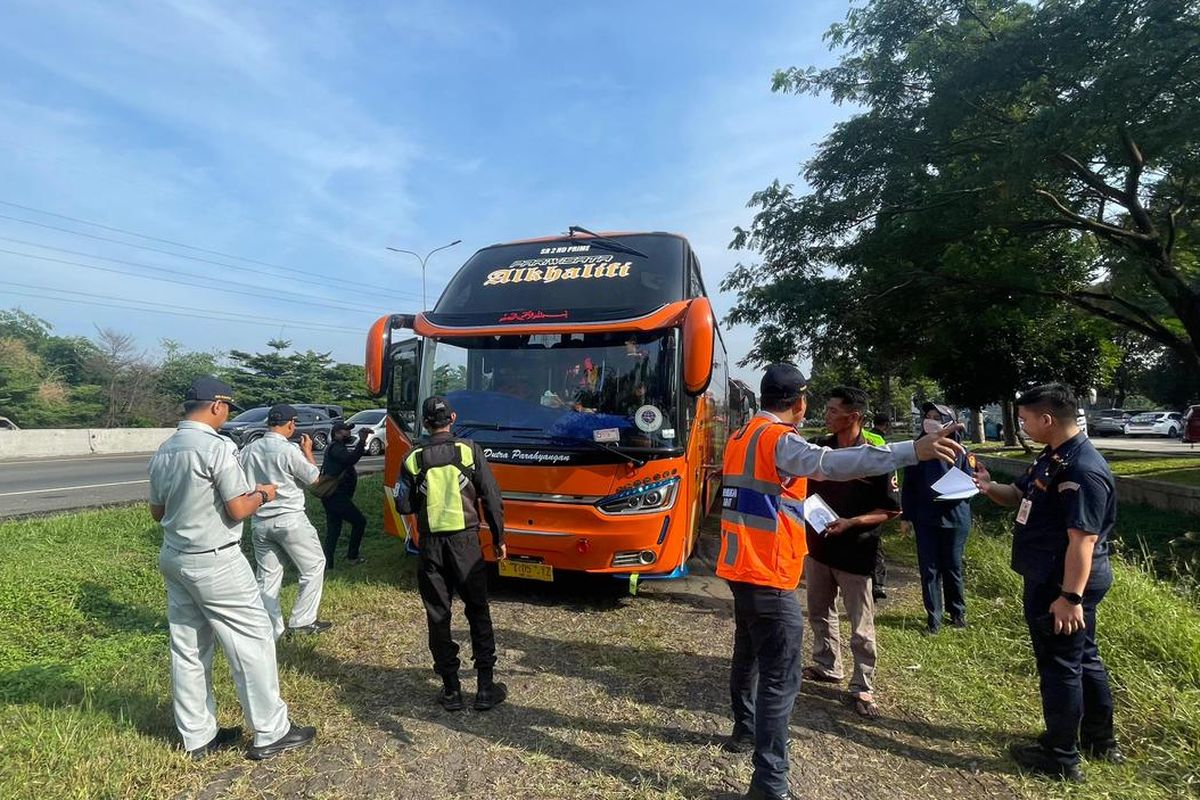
438, 675, 464, 711
474, 669, 507, 711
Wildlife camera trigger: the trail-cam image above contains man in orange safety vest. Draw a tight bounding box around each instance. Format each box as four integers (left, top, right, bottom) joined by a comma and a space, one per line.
718, 364, 963, 800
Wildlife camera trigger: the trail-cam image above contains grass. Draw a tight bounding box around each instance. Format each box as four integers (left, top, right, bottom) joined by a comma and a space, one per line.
876, 503, 1200, 799
2, 478, 1199, 799
971, 443, 1200, 487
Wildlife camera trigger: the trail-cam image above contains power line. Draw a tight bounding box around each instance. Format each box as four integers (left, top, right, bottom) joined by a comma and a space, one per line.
0, 208, 424, 301
0, 235, 386, 314
0, 283, 365, 335
0, 198, 304, 272
0, 246, 390, 317
0, 279, 364, 333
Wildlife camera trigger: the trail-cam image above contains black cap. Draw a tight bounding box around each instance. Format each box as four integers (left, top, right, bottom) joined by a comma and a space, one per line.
760, 363, 808, 404
267, 404, 299, 426
330, 419, 355, 434
185, 376, 243, 411
422, 395, 454, 427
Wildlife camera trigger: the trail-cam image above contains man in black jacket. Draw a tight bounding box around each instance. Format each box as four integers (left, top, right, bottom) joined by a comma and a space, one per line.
394, 396, 507, 712
320, 420, 370, 568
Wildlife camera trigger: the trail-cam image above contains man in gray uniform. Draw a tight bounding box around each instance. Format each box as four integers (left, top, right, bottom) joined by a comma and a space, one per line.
149, 377, 316, 761
239, 404, 332, 640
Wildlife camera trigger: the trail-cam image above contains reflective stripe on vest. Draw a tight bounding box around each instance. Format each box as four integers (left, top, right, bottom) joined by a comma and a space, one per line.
716, 415, 809, 590
404, 442, 475, 534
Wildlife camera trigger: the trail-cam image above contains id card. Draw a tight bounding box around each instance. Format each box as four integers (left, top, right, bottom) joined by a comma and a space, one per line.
1016, 497, 1032, 525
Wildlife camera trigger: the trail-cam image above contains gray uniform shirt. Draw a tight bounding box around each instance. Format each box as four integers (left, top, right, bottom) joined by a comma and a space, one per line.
238, 432, 320, 519
149, 420, 252, 552
759, 411, 918, 480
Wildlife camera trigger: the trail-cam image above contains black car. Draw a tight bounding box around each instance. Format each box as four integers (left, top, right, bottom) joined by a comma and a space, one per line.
219, 406, 336, 450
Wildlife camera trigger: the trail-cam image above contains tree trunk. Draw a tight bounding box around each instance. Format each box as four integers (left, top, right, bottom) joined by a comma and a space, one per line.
1002, 399, 1018, 447
970, 406, 985, 443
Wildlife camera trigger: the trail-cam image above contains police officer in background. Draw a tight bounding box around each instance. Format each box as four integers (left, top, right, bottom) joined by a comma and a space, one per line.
717, 364, 964, 800
239, 404, 332, 639
320, 419, 371, 567
394, 396, 507, 712
974, 383, 1122, 782
149, 377, 315, 761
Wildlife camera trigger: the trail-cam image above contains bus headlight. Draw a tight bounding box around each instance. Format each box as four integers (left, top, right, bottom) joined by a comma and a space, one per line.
596, 478, 680, 515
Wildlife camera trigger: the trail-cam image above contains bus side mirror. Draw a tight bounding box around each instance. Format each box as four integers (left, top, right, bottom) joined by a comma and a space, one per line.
365, 314, 416, 397
682, 297, 715, 396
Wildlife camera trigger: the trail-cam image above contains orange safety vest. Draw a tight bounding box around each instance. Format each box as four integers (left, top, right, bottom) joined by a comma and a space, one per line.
716, 415, 809, 590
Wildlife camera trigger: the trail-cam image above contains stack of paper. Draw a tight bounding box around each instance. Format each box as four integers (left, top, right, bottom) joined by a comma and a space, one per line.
930, 466, 979, 501
802, 493, 838, 534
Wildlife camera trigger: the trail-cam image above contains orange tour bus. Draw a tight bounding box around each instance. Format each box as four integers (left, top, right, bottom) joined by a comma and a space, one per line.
365, 229, 730, 590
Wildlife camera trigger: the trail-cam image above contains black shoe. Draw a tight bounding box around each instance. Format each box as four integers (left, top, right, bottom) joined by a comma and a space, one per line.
873, 588, 887, 601
921, 624, 941, 636
745, 783, 797, 800
287, 620, 333, 637
722, 730, 755, 754
1084, 743, 1126, 764
1009, 742, 1085, 782
473, 682, 507, 711
246, 723, 316, 761
347, 557, 366, 566
951, 616, 968, 629
437, 687, 465, 711
186, 726, 241, 760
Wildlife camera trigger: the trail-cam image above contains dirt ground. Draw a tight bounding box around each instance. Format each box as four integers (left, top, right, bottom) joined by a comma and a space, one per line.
180, 517, 1016, 800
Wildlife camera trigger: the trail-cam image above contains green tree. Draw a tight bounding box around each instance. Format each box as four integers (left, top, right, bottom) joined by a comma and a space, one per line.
731, 0, 1200, 373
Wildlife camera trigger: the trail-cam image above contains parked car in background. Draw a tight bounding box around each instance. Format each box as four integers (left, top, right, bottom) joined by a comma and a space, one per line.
218, 406, 336, 449
345, 408, 387, 455
0, 416, 19, 430
1183, 406, 1200, 444
1089, 409, 1128, 436
297, 403, 343, 418
1124, 411, 1184, 438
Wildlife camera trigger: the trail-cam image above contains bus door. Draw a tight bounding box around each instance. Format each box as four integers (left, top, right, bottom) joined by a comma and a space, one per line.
384, 336, 422, 540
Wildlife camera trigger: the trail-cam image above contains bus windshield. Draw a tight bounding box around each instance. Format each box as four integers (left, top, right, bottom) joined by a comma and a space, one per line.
424, 331, 680, 452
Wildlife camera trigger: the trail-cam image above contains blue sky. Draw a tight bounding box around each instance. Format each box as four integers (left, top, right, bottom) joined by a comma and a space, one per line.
0, 0, 852, 386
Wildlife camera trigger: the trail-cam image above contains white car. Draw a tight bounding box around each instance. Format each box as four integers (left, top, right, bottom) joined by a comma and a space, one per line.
1124, 411, 1184, 438
345, 408, 387, 455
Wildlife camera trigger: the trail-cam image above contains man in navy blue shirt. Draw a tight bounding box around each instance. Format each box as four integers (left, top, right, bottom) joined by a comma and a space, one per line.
974, 383, 1122, 782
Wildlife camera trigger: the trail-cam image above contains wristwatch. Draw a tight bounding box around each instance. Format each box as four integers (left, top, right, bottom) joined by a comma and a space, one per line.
1060, 591, 1083, 605
256, 489, 270, 505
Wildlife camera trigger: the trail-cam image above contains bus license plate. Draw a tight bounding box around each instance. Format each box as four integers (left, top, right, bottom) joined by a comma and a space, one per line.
499, 560, 554, 582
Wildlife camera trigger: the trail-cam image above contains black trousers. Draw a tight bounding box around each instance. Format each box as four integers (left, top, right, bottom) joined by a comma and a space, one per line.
321, 492, 366, 565
1023, 569, 1116, 766
417, 528, 497, 682
873, 542, 887, 590
728, 581, 804, 798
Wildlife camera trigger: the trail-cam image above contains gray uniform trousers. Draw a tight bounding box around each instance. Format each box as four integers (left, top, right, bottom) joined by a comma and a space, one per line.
159, 544, 291, 750
252, 512, 327, 640
804, 555, 877, 694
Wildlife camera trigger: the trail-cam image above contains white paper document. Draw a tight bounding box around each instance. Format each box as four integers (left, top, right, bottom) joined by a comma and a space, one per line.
930, 466, 979, 501
803, 493, 838, 534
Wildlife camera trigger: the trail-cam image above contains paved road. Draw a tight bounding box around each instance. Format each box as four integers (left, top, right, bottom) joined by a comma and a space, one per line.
0, 452, 384, 519
1088, 436, 1198, 455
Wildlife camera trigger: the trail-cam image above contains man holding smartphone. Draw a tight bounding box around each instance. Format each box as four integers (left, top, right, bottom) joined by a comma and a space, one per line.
240, 404, 332, 639
974, 383, 1122, 782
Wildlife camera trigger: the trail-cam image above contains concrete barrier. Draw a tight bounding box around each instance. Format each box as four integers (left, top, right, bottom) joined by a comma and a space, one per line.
978, 454, 1200, 517
0, 429, 93, 460
0, 428, 176, 459
88, 428, 174, 455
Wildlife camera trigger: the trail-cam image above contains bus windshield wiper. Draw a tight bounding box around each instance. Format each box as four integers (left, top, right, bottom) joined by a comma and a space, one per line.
568, 226, 648, 259
513, 432, 646, 467
455, 421, 543, 433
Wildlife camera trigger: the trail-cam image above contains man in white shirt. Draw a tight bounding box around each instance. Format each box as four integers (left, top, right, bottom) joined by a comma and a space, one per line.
239, 404, 332, 639
150, 378, 315, 761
